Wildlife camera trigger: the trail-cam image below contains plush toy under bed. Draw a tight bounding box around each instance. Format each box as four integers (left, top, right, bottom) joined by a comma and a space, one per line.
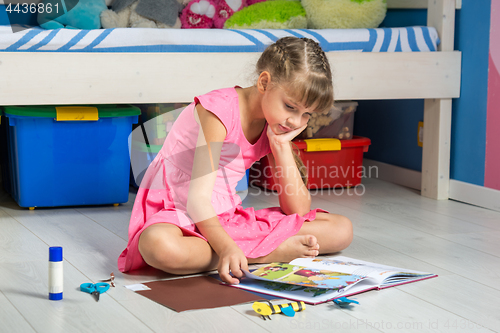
224, 0, 306, 29
302, 0, 387, 29
101, 0, 188, 29
224, 0, 386, 30
37, 0, 108, 29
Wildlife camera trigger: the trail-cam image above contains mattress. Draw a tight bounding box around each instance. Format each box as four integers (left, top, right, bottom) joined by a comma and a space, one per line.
0, 26, 439, 53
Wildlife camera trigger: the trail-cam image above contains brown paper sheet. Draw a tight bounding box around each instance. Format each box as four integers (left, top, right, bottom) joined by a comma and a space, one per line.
136, 275, 264, 312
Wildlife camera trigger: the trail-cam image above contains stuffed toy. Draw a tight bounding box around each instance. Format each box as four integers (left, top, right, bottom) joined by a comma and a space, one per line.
38, 0, 108, 29
224, 0, 306, 29
180, 0, 217, 28
213, 0, 247, 29
301, 0, 387, 29
101, 0, 189, 29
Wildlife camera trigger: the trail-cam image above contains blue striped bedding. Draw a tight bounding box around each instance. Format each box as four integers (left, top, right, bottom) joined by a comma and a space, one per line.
0, 26, 439, 53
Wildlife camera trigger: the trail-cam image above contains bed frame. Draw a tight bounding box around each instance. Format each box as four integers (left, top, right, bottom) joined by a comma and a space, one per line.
0, 0, 461, 200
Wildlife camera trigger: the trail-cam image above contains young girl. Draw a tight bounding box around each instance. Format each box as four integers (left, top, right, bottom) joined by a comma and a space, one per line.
118, 37, 353, 284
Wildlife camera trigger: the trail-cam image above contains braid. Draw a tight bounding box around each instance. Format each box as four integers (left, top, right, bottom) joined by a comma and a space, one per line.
256, 36, 334, 111
315, 42, 330, 76
302, 37, 331, 79
275, 38, 290, 76
275, 39, 287, 60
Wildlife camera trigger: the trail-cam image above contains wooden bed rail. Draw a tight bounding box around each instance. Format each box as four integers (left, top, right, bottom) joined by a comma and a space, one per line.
0, 51, 461, 104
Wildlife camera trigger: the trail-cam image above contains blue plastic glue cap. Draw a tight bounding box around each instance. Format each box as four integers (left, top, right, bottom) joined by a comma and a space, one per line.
49, 292, 63, 301
49, 246, 63, 262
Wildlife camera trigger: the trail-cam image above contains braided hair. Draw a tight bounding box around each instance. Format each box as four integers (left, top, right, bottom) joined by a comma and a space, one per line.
256, 37, 334, 185
256, 37, 334, 113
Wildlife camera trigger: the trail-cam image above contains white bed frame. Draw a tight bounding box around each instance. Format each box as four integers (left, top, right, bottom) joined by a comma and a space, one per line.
0, 0, 461, 200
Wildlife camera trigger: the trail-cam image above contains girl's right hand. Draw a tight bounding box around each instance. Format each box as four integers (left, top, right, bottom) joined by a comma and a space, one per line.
267, 124, 307, 148
217, 244, 249, 285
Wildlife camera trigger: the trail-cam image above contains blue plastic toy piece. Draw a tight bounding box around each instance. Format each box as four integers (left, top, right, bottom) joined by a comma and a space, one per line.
333, 297, 360, 308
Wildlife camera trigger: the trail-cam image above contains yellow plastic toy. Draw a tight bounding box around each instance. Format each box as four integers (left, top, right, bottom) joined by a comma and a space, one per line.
252, 300, 306, 320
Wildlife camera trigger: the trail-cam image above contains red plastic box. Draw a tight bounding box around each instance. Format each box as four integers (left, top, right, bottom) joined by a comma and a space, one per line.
250, 136, 371, 190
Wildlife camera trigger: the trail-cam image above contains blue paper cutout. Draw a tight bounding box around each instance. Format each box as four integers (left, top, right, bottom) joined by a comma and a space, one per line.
333, 297, 359, 308
281, 305, 296, 317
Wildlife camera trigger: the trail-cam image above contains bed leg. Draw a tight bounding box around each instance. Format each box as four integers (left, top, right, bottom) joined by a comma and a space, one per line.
421, 98, 452, 200
422, 0, 456, 200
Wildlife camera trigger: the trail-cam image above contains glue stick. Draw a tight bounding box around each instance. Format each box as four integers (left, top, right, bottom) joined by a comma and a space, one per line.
48, 246, 63, 300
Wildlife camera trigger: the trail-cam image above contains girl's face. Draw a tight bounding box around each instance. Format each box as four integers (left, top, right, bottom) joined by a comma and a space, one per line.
261, 85, 315, 135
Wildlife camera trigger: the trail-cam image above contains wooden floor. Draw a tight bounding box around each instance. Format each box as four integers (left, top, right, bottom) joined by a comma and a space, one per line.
1, 178, 499, 333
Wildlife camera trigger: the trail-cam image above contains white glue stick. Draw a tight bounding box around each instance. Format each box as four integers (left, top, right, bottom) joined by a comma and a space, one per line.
48, 246, 63, 301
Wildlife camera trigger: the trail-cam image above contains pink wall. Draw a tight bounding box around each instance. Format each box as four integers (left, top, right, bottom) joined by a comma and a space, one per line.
484, 1, 500, 191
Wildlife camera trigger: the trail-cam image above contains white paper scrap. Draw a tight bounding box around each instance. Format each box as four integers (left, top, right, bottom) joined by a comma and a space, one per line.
125, 283, 151, 291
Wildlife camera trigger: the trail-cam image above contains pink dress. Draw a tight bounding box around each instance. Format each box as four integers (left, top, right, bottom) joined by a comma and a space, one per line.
118, 87, 326, 272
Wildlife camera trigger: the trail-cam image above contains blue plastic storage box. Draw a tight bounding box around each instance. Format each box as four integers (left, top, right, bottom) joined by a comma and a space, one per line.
2, 105, 140, 208
1, 113, 12, 195
235, 169, 249, 192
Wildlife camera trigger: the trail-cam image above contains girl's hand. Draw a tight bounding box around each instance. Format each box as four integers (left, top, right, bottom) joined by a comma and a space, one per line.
217, 244, 249, 285
267, 124, 307, 147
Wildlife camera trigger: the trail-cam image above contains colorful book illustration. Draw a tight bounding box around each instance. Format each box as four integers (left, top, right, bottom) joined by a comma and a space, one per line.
244, 263, 366, 290
232, 256, 437, 305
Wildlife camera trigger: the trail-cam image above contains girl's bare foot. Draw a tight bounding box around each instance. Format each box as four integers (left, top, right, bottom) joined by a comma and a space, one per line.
251, 235, 320, 264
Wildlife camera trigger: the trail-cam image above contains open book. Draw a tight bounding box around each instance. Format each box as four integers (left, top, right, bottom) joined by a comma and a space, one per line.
232, 256, 437, 305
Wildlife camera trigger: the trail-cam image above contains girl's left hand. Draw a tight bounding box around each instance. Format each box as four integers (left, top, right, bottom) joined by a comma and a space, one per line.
267, 124, 307, 147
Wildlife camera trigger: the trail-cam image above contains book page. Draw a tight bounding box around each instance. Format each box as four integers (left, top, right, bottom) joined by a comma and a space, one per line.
233, 257, 436, 304
243, 263, 366, 290
290, 256, 434, 286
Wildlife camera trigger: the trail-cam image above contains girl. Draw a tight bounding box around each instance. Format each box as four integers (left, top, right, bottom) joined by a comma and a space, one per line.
118, 37, 353, 284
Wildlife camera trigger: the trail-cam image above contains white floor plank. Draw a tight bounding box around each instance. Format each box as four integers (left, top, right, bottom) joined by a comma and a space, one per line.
1, 205, 129, 282
333, 286, 493, 333
0, 208, 48, 264
360, 178, 500, 231
438, 231, 500, 257
306, 180, 499, 237
119, 298, 270, 333
0, 290, 36, 333
0, 260, 154, 333
399, 274, 500, 332
231, 300, 385, 333
75, 190, 138, 241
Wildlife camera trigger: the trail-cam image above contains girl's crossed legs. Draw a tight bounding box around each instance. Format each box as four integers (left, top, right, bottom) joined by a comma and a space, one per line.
138, 212, 353, 275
